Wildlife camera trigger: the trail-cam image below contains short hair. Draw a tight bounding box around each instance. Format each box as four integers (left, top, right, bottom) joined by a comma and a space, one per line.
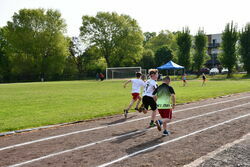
148, 69, 158, 75
163, 76, 171, 81
136, 72, 142, 78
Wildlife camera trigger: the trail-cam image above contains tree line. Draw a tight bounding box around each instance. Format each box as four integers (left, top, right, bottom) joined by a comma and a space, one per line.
0, 9, 250, 82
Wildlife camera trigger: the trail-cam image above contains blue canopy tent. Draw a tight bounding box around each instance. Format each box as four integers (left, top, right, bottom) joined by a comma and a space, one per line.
157, 61, 184, 78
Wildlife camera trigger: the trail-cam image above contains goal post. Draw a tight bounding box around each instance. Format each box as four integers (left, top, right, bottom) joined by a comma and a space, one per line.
106, 67, 147, 80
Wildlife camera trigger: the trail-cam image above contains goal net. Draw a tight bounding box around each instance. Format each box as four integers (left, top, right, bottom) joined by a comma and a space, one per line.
106, 67, 146, 79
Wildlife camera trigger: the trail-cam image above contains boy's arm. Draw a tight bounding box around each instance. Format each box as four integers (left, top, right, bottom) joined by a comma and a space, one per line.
124, 80, 131, 88
171, 94, 176, 109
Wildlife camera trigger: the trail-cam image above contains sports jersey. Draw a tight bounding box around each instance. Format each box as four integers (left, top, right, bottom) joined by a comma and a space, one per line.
153, 83, 175, 109
143, 79, 158, 97
131, 79, 145, 93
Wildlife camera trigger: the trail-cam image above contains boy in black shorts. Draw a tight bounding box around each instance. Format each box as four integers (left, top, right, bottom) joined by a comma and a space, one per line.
139, 69, 159, 127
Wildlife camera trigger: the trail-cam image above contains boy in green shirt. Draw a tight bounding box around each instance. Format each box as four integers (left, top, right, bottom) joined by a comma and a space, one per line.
153, 76, 176, 136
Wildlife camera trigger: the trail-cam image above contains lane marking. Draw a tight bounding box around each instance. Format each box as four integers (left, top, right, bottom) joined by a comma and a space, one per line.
0, 96, 249, 152
97, 113, 250, 167
183, 133, 250, 167
7, 102, 250, 167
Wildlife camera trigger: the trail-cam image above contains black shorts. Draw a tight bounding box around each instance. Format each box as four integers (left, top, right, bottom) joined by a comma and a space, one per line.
142, 96, 157, 111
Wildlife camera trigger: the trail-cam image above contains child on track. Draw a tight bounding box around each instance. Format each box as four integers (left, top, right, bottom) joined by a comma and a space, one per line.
139, 69, 159, 127
123, 72, 145, 118
153, 76, 176, 136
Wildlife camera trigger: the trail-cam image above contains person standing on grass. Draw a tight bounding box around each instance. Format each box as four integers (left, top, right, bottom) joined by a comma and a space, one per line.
123, 72, 145, 118
139, 69, 159, 128
153, 76, 176, 136
202, 73, 206, 86
182, 74, 187, 86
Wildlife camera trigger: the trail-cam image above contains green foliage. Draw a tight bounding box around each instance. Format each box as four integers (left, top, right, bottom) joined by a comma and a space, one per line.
176, 27, 192, 70
80, 12, 143, 67
239, 23, 250, 74
155, 46, 173, 67
194, 29, 208, 74
5, 8, 69, 79
143, 32, 156, 46
140, 49, 155, 69
0, 27, 11, 82
219, 22, 238, 77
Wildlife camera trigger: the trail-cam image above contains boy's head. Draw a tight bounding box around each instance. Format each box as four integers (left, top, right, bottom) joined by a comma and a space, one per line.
163, 76, 171, 84
148, 69, 158, 80
136, 72, 142, 78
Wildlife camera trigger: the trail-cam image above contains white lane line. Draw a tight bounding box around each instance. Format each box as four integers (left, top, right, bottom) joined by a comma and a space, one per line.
0, 96, 249, 152
97, 113, 250, 167
183, 133, 250, 167
7, 102, 250, 167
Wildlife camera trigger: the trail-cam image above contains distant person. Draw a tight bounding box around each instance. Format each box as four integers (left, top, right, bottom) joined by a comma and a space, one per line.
99, 73, 105, 81
158, 73, 162, 81
96, 73, 99, 81
123, 72, 145, 118
202, 73, 206, 86
153, 76, 176, 136
182, 74, 187, 86
139, 69, 159, 128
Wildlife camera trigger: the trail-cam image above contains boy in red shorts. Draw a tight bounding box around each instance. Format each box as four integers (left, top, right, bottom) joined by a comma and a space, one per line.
123, 72, 145, 118
153, 76, 176, 136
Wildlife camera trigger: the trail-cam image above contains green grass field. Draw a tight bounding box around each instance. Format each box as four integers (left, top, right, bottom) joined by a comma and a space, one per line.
0, 79, 250, 132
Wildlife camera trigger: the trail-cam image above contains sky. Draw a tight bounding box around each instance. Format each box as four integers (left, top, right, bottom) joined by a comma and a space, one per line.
0, 0, 249, 37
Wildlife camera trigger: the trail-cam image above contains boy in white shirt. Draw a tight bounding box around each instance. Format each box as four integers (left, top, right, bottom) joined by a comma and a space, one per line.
123, 72, 145, 118
139, 69, 159, 127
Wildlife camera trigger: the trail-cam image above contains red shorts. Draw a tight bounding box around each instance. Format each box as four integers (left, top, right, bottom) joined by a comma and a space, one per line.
132, 93, 140, 100
158, 109, 172, 119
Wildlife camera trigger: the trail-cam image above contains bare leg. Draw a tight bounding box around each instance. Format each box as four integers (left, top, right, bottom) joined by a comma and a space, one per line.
151, 109, 157, 122
125, 99, 136, 111
135, 97, 141, 109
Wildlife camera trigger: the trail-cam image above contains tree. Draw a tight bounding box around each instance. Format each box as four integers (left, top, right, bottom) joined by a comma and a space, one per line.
140, 49, 155, 69
5, 8, 69, 80
220, 22, 238, 77
194, 29, 208, 75
239, 23, 250, 74
176, 27, 192, 70
0, 27, 11, 82
143, 32, 156, 46
155, 46, 173, 67
80, 12, 143, 67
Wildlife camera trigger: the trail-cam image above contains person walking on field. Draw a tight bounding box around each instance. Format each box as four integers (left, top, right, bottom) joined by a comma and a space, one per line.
202, 73, 206, 86
182, 74, 187, 86
139, 69, 159, 128
153, 76, 176, 136
123, 72, 145, 118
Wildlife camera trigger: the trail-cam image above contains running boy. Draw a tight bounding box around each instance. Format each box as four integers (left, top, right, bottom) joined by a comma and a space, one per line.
123, 72, 145, 118
153, 76, 176, 136
139, 69, 159, 127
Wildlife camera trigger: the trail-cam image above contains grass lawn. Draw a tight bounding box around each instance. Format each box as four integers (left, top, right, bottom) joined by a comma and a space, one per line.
0, 79, 250, 132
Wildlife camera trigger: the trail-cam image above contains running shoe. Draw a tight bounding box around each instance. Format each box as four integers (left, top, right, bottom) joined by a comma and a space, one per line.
149, 121, 155, 128
155, 120, 162, 131
163, 130, 170, 136
124, 109, 128, 118
134, 108, 139, 111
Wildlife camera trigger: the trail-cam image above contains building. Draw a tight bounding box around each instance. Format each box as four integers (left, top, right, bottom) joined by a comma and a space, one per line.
206, 33, 222, 69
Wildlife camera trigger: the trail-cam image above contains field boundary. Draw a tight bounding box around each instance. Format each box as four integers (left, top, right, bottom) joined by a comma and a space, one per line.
0, 92, 248, 137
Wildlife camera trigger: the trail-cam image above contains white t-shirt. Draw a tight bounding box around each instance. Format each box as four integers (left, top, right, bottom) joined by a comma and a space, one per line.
143, 79, 158, 97
131, 79, 145, 93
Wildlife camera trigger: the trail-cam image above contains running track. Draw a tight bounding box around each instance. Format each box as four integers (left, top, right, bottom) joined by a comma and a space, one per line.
0, 92, 250, 167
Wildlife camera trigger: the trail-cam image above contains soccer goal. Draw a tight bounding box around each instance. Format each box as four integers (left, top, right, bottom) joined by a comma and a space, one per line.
106, 67, 146, 80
